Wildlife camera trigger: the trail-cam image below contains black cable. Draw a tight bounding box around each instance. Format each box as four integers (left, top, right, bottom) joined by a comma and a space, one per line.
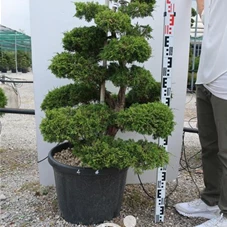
166, 177, 179, 198
181, 132, 201, 196
180, 151, 202, 171
137, 174, 155, 199
137, 173, 179, 204
186, 92, 195, 104
188, 117, 197, 129
37, 143, 60, 163
165, 178, 179, 208
137, 127, 204, 204
37, 156, 48, 163
187, 151, 202, 169
180, 128, 202, 170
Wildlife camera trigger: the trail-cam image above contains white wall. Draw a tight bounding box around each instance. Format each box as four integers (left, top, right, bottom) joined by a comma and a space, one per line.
30, 0, 191, 185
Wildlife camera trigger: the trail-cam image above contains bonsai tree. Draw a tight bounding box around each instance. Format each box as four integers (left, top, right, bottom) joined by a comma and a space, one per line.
17, 51, 29, 72
40, 0, 175, 174
0, 88, 7, 116
8, 52, 17, 73
20, 56, 29, 73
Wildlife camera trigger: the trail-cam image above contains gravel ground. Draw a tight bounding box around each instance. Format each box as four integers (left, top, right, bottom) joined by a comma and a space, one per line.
0, 73, 206, 227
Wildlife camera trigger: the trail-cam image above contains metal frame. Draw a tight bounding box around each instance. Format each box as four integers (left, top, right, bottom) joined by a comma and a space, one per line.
0, 76, 34, 115
0, 25, 31, 51
0, 25, 31, 73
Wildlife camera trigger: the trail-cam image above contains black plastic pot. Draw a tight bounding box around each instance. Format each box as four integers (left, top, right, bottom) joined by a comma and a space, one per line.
48, 142, 128, 225
22, 68, 28, 73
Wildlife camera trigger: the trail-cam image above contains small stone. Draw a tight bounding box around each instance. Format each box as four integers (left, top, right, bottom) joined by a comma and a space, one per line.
0, 194, 6, 201
123, 215, 137, 227
54, 215, 60, 219
0, 213, 10, 219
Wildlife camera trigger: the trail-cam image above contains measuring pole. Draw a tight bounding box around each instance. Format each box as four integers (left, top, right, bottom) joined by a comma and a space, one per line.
155, 0, 176, 222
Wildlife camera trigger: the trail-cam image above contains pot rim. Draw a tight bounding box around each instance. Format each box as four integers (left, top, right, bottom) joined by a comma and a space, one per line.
48, 142, 128, 176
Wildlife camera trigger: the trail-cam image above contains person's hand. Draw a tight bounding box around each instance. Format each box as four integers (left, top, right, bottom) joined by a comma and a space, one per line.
196, 0, 204, 17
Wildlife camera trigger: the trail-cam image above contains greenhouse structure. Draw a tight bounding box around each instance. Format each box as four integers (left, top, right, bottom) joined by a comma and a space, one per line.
0, 24, 32, 73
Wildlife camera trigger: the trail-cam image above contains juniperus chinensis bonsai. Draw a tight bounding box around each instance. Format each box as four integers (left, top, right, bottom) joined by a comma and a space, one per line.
40, 0, 175, 173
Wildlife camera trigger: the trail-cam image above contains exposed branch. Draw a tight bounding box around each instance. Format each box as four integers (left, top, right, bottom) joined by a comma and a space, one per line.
106, 125, 119, 137
116, 86, 127, 111
105, 90, 116, 109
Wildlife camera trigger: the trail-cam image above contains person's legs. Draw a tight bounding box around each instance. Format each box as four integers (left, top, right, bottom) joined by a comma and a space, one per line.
175, 85, 220, 219
195, 94, 227, 226
211, 94, 227, 217
197, 85, 222, 206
